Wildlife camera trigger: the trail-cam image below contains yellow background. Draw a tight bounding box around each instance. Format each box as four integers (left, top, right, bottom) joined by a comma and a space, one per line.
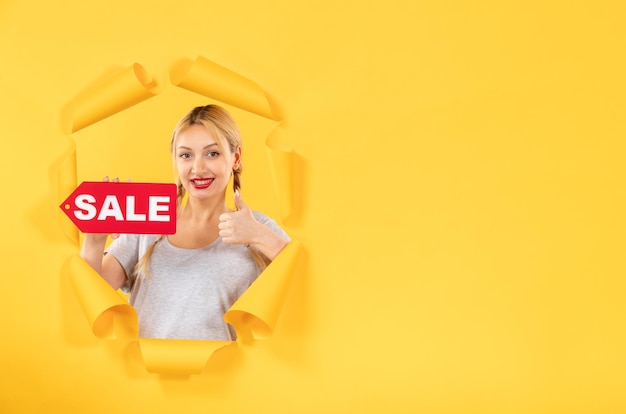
1, 1, 625, 412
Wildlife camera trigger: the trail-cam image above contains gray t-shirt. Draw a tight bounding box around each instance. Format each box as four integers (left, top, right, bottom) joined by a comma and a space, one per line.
106, 211, 289, 341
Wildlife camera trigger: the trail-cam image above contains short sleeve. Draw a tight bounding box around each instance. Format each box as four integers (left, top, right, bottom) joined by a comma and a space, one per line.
253, 211, 291, 241
105, 233, 142, 293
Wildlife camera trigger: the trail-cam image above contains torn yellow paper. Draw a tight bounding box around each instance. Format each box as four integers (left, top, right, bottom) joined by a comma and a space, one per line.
170, 56, 279, 121
58, 145, 78, 244
224, 240, 303, 341
62, 63, 158, 133
60, 55, 301, 375
266, 146, 295, 222
264, 122, 296, 221
138, 338, 234, 375
68, 254, 138, 340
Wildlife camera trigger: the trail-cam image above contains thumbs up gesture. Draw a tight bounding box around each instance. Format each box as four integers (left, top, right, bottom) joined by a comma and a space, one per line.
218, 190, 260, 246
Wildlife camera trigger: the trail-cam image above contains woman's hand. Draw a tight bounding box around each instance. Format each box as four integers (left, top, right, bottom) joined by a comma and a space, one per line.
218, 190, 260, 246
83, 176, 126, 242
79, 176, 130, 290
218, 190, 289, 260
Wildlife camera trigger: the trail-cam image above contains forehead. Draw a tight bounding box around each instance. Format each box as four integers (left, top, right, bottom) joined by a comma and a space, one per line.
176, 124, 219, 145
176, 124, 225, 148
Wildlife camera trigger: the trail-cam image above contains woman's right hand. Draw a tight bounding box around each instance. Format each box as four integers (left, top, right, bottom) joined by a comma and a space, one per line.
82, 176, 129, 242
79, 176, 130, 289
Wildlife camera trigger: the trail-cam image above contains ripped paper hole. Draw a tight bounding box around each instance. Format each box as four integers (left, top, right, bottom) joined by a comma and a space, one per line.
59, 56, 301, 375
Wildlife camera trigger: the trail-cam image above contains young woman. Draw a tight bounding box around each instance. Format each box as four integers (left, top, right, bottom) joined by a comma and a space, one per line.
80, 104, 290, 341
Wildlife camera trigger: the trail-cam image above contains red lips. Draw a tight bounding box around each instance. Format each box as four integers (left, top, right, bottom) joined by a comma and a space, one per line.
190, 178, 214, 189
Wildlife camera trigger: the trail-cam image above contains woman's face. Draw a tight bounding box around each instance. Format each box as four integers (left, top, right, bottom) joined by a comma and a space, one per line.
174, 124, 240, 201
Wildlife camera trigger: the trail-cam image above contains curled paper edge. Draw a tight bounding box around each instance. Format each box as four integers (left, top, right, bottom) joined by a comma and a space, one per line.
266, 145, 295, 222
170, 56, 280, 121
224, 240, 303, 342
61, 55, 301, 374
137, 338, 234, 375
62, 63, 158, 134
68, 254, 138, 340
58, 146, 79, 245
265, 122, 295, 222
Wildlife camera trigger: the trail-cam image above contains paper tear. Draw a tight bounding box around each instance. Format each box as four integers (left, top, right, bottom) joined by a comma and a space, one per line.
224, 240, 303, 341
61, 55, 302, 374
68, 254, 138, 340
266, 146, 295, 222
171, 55, 279, 121
62, 63, 158, 134
138, 338, 234, 375
57, 146, 79, 245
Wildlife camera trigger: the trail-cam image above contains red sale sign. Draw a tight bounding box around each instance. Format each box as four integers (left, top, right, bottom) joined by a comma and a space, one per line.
60, 182, 177, 234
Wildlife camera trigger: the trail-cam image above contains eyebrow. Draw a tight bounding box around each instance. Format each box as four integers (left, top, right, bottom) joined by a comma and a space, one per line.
177, 143, 219, 150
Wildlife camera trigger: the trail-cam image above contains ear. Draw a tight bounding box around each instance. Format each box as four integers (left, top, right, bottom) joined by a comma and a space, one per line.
233, 145, 242, 170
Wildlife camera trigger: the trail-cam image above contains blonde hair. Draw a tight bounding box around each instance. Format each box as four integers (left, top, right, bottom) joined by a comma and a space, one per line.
133, 104, 270, 279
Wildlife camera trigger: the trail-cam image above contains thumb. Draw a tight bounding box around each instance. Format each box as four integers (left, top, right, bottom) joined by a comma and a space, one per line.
234, 189, 249, 211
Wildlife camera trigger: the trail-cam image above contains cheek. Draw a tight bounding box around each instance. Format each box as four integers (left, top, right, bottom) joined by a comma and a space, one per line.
224, 155, 237, 171
214, 160, 232, 175
175, 161, 189, 176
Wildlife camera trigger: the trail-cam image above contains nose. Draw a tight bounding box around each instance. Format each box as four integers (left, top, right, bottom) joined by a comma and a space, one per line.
192, 156, 207, 175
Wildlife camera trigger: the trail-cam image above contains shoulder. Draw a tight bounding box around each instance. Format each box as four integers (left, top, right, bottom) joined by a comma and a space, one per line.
107, 233, 161, 252
113, 233, 161, 244
252, 210, 277, 224
252, 211, 290, 241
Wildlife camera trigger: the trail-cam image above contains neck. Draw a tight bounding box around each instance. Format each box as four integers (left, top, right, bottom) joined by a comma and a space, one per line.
179, 195, 230, 223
